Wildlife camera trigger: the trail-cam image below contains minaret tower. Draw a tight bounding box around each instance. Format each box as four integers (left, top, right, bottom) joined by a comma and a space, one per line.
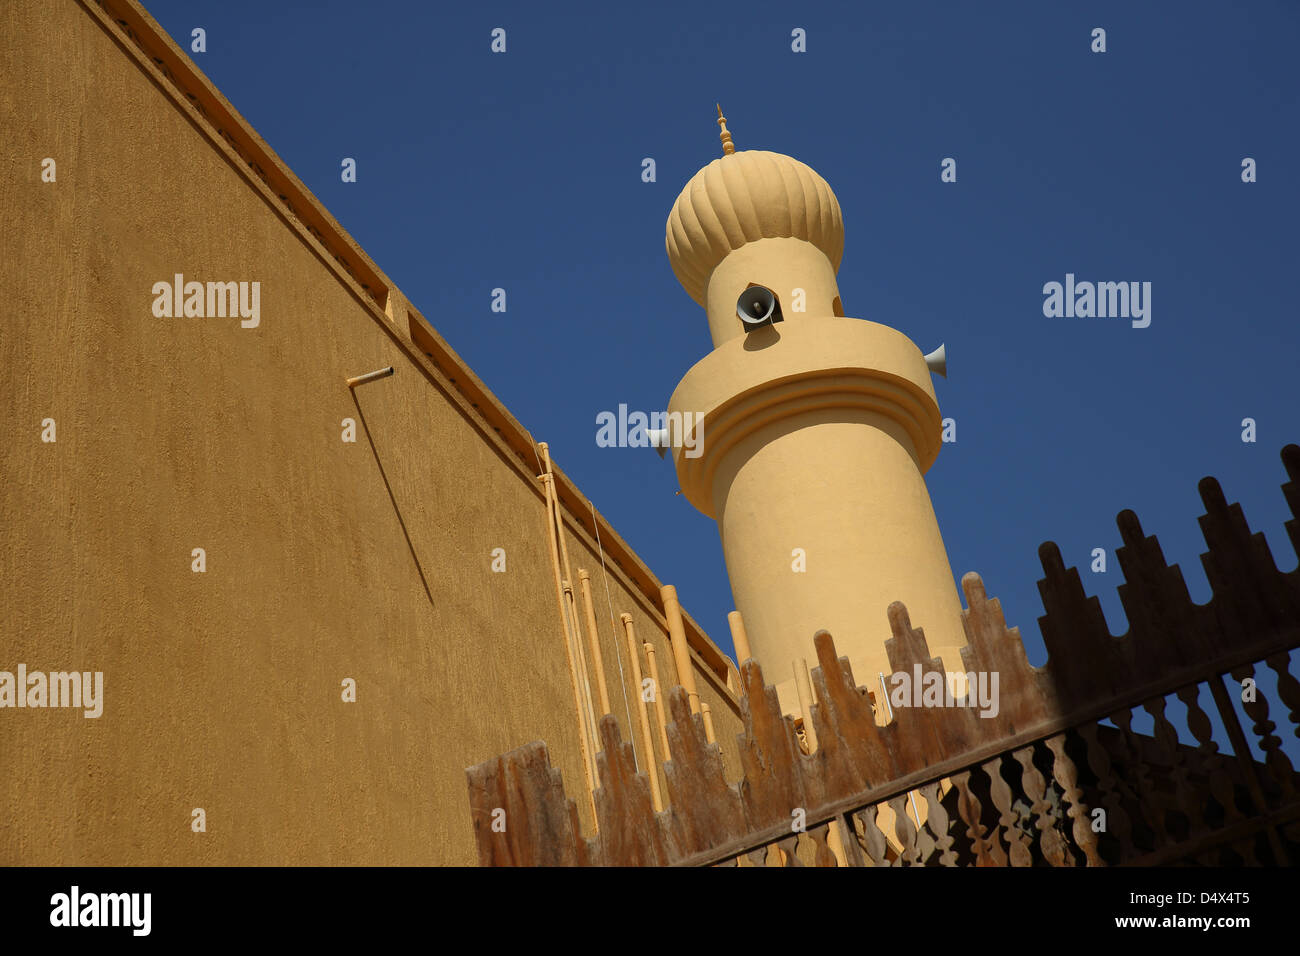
666, 108, 966, 712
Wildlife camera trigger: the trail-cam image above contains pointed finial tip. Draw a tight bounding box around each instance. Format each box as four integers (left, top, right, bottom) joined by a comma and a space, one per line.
715, 103, 736, 156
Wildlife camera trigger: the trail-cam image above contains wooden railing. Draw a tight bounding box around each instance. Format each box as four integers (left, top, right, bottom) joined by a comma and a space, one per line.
466, 445, 1300, 865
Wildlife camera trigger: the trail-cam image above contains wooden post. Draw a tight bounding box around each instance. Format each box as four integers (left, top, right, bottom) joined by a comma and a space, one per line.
661, 585, 700, 716
877, 669, 922, 829
794, 658, 818, 751
795, 657, 847, 866
621, 614, 664, 812
838, 812, 867, 867
578, 570, 612, 716
728, 610, 752, 665
644, 641, 671, 759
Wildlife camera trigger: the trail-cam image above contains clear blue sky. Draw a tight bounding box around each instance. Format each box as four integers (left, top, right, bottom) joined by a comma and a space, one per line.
145, 0, 1298, 673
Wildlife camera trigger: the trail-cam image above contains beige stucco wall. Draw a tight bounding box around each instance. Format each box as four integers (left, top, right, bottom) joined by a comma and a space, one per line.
0, 0, 741, 865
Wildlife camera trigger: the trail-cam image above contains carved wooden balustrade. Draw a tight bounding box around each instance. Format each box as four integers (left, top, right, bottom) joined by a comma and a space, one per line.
466, 445, 1300, 865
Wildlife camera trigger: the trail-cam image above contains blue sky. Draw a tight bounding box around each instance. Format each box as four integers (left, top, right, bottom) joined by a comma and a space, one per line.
144, 0, 1298, 675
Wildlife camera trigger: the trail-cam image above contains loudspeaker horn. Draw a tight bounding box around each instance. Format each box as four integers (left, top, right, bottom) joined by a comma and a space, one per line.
923, 343, 946, 378
736, 286, 777, 328
647, 427, 670, 459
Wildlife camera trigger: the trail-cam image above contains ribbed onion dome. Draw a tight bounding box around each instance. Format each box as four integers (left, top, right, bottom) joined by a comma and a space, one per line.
665, 149, 844, 305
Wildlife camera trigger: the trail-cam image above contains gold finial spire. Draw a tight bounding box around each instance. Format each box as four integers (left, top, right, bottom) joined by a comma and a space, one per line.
716, 103, 735, 156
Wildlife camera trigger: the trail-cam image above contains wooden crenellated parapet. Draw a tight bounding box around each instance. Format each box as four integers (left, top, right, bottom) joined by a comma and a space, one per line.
466, 445, 1300, 865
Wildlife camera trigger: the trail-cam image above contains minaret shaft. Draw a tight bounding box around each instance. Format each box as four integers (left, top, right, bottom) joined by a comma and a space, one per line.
714, 411, 966, 690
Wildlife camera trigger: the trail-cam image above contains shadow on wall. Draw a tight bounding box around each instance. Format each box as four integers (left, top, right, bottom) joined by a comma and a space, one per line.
351, 389, 436, 609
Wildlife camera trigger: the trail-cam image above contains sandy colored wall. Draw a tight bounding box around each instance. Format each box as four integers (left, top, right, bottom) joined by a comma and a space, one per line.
0, 0, 741, 865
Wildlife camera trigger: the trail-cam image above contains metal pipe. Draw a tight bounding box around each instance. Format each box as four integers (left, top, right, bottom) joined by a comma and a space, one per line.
542, 446, 600, 750
345, 366, 394, 388
538, 454, 597, 817
644, 641, 671, 759
565, 580, 600, 750
578, 570, 612, 716
588, 497, 637, 769
701, 701, 717, 745
727, 610, 752, 665
621, 614, 663, 812
661, 585, 700, 716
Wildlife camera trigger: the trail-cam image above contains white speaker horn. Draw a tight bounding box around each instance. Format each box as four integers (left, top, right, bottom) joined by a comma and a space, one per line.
924, 343, 947, 378
647, 427, 670, 459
